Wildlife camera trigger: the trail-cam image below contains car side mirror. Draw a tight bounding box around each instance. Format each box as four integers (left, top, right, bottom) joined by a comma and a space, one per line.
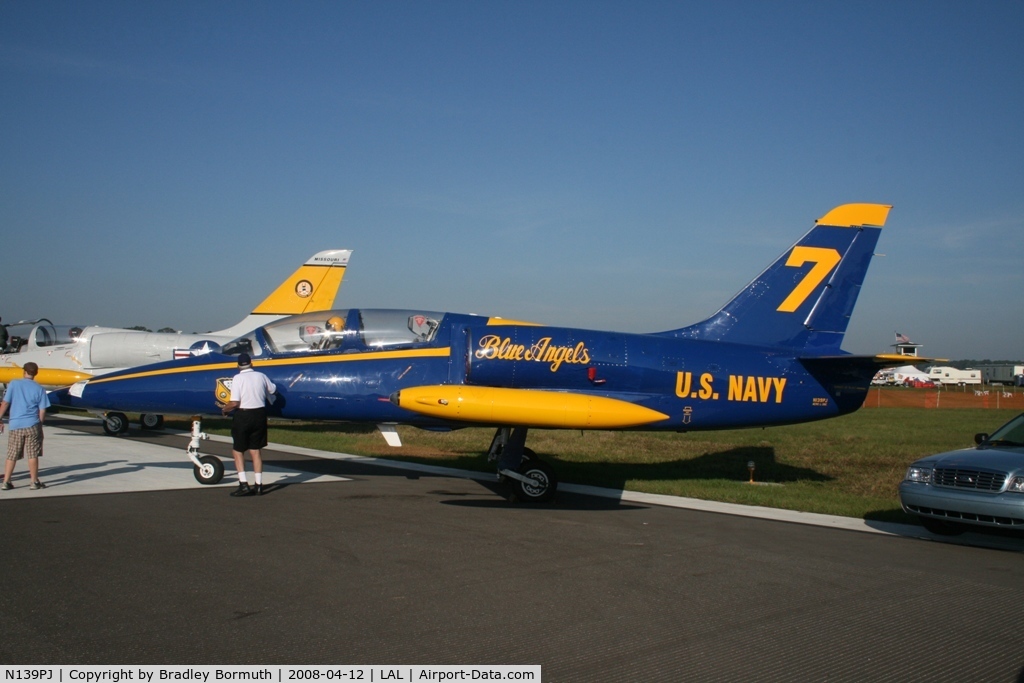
974, 433, 989, 445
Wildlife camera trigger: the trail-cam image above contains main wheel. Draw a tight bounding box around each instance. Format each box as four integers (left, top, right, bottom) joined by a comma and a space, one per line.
140, 414, 164, 430
193, 455, 225, 485
102, 412, 129, 436
513, 458, 558, 503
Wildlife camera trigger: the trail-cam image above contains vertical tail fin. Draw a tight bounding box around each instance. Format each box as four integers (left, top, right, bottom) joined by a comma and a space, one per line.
213, 249, 352, 338
667, 204, 890, 352
251, 249, 352, 315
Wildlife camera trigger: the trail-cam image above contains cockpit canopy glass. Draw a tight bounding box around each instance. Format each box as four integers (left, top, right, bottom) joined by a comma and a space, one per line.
2, 320, 84, 352
221, 309, 445, 358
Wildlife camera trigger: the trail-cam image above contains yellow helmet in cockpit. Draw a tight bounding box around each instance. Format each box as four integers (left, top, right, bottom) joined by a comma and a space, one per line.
326, 316, 345, 332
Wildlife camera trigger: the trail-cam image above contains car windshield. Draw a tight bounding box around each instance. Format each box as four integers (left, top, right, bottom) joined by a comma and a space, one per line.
985, 413, 1024, 446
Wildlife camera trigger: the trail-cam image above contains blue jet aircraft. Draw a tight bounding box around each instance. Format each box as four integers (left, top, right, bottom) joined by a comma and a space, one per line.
55, 203, 907, 502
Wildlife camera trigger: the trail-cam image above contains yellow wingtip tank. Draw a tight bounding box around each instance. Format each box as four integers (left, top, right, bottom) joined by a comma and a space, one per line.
816, 203, 892, 228
395, 385, 669, 429
0, 366, 93, 387
251, 249, 352, 316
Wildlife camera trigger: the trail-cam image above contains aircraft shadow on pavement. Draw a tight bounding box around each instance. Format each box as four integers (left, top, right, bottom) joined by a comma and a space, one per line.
543, 445, 831, 491
266, 443, 831, 511
45, 419, 826, 511
439, 493, 648, 512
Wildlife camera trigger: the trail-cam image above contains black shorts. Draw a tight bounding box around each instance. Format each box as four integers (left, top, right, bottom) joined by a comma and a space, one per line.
231, 408, 268, 452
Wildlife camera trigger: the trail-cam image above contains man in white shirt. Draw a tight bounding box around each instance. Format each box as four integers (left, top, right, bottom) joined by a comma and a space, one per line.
220, 353, 276, 497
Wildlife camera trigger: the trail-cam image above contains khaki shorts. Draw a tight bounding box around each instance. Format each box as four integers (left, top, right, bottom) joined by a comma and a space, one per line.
7, 423, 43, 461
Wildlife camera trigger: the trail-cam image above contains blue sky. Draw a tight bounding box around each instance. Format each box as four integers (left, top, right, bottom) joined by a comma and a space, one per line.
1, 1, 1021, 360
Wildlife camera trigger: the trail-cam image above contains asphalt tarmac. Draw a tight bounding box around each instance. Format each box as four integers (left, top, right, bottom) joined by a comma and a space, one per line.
1, 416, 1022, 682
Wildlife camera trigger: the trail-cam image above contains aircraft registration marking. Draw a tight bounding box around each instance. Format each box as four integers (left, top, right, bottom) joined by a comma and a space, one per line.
675, 372, 787, 404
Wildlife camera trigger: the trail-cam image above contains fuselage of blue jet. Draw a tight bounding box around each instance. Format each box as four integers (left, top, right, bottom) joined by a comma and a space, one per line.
54, 204, 909, 501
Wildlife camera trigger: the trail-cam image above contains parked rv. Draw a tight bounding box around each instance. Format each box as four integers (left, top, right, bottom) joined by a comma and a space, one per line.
927, 366, 982, 386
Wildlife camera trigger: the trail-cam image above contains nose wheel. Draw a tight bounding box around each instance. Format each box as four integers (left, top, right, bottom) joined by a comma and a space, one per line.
193, 455, 225, 485
185, 417, 225, 485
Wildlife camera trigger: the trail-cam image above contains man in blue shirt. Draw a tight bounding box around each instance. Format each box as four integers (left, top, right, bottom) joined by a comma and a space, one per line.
0, 362, 51, 490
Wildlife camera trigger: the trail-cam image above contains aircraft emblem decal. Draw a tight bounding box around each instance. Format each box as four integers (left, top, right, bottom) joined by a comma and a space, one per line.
295, 280, 314, 298
215, 378, 233, 407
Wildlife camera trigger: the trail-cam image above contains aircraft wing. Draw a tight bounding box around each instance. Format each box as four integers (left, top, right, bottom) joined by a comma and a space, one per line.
797, 354, 943, 389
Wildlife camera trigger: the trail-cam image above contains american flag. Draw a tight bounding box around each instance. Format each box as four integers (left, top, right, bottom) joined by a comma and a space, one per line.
895, 332, 911, 344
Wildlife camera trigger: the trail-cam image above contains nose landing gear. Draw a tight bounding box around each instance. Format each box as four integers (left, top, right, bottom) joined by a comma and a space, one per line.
185, 416, 225, 485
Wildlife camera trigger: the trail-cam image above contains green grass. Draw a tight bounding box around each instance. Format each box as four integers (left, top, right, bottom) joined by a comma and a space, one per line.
165, 407, 1019, 524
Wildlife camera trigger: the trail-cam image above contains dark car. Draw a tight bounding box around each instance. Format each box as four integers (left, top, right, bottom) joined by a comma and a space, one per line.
899, 412, 1024, 535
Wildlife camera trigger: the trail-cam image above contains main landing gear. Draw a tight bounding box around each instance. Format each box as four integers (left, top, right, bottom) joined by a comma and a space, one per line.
488, 427, 558, 503
100, 412, 165, 436
102, 412, 130, 436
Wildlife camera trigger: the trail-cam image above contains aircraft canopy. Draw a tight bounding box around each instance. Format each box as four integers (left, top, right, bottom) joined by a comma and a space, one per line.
222, 309, 445, 358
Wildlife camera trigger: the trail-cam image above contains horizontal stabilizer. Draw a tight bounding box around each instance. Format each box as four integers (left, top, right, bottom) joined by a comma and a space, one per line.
392, 385, 669, 429
797, 354, 941, 395
802, 354, 942, 370
795, 353, 940, 414
868, 354, 946, 366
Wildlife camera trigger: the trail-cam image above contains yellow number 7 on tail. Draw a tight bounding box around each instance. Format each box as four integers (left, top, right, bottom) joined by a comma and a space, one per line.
776, 246, 842, 313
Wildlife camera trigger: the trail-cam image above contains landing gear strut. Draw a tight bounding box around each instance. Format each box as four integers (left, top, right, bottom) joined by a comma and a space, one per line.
488, 427, 558, 503
186, 416, 224, 485
102, 411, 130, 436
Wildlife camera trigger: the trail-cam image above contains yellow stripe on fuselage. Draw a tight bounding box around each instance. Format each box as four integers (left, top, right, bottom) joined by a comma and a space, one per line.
486, 317, 543, 326
87, 347, 452, 385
